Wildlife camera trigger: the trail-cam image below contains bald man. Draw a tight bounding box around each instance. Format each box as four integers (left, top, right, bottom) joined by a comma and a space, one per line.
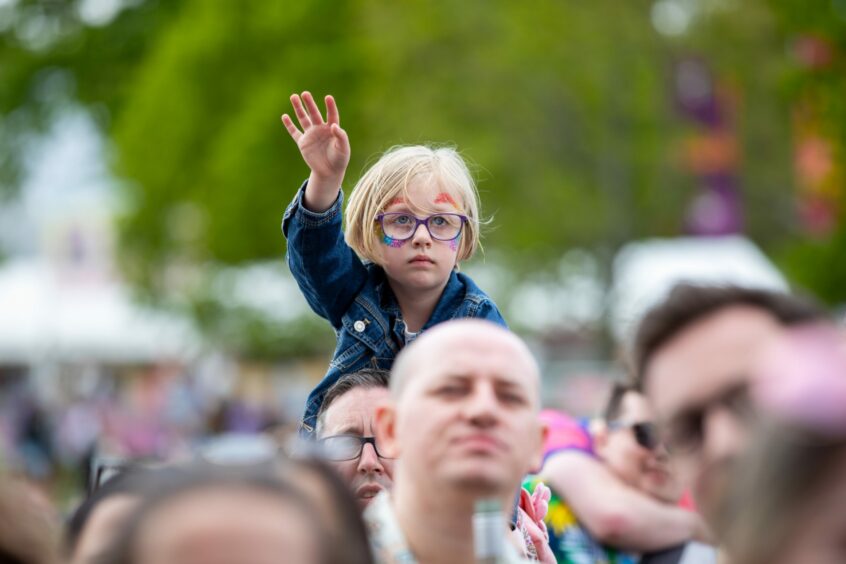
367, 319, 547, 563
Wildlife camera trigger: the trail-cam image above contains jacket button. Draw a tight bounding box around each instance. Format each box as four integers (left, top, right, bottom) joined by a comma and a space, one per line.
353, 320, 366, 333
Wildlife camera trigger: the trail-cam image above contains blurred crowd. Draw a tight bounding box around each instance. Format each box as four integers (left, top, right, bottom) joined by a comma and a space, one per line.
0, 362, 298, 494
2, 282, 845, 563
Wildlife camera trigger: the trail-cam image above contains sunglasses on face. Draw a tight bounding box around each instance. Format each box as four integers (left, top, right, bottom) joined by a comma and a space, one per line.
317, 434, 394, 461
608, 421, 660, 450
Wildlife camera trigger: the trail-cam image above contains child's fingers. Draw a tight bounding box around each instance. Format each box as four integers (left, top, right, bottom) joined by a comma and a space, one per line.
331, 123, 349, 148
325, 95, 340, 125
280, 114, 302, 142
290, 94, 312, 129
301, 91, 325, 125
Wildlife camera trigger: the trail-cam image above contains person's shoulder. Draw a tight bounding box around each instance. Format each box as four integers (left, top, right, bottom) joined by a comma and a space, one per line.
451, 272, 506, 323
453, 270, 489, 300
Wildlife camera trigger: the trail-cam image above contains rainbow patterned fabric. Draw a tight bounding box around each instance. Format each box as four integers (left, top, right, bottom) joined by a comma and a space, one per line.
539, 409, 594, 461
523, 476, 639, 564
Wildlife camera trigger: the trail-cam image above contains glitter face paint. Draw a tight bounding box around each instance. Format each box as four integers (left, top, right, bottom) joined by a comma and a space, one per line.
382, 233, 406, 248
434, 192, 460, 209
448, 233, 461, 252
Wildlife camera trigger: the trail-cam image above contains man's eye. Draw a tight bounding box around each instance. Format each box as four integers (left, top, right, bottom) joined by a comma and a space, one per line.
435, 386, 465, 397
499, 392, 526, 405
666, 412, 704, 454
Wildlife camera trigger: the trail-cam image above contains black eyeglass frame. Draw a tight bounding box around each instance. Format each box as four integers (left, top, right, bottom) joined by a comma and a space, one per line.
607, 421, 660, 451
317, 434, 395, 461
660, 381, 755, 455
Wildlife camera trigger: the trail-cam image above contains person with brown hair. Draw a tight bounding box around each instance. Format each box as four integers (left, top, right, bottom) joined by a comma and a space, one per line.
99, 463, 373, 564
720, 325, 846, 564
314, 369, 394, 508
529, 384, 711, 563
631, 283, 825, 526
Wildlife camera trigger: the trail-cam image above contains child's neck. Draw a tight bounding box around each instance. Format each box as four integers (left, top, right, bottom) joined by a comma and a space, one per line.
389, 279, 448, 334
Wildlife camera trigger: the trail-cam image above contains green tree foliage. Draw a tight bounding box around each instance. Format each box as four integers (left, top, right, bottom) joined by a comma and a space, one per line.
0, 0, 182, 196
4, 0, 846, 330
105, 0, 695, 293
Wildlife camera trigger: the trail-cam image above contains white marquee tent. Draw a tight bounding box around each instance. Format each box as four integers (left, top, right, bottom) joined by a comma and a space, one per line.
0, 258, 201, 365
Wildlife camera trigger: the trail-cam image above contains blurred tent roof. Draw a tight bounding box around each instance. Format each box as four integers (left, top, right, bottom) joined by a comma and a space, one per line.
0, 258, 201, 364
611, 235, 789, 341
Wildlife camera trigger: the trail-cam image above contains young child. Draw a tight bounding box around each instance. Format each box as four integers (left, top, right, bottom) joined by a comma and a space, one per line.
280, 91, 506, 434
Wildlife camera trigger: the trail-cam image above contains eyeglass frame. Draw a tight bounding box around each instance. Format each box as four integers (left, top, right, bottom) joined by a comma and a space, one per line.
659, 381, 755, 455
375, 212, 468, 242
317, 434, 395, 461
607, 420, 660, 451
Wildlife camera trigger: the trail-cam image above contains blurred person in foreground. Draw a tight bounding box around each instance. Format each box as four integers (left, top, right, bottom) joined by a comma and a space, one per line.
0, 474, 60, 564
370, 319, 551, 563
66, 469, 159, 564
720, 325, 846, 564
314, 369, 394, 508
100, 463, 373, 564
526, 384, 712, 563
632, 283, 826, 527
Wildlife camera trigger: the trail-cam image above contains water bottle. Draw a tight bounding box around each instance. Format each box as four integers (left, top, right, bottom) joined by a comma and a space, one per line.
473, 498, 506, 564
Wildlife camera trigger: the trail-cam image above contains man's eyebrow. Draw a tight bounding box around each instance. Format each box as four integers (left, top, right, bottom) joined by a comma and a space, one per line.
332, 423, 364, 435
494, 379, 528, 395
495, 379, 523, 390
440, 374, 471, 382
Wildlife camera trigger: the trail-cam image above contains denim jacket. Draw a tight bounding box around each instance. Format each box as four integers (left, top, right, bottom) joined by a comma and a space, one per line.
282, 182, 507, 434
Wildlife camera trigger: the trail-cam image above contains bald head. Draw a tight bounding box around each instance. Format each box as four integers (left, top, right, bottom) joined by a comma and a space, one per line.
390, 319, 540, 405
376, 319, 546, 499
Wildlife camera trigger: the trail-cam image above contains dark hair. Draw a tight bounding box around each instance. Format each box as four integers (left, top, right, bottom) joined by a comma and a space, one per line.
99, 465, 335, 564
65, 466, 185, 559
721, 425, 846, 564
316, 369, 390, 434
632, 284, 825, 390
286, 458, 374, 564
602, 382, 637, 421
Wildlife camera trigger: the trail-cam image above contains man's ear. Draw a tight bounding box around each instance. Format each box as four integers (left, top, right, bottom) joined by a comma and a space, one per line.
592, 420, 610, 457
528, 419, 549, 474
374, 401, 399, 459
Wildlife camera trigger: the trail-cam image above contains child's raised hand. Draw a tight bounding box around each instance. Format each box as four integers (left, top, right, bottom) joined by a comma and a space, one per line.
282, 92, 350, 212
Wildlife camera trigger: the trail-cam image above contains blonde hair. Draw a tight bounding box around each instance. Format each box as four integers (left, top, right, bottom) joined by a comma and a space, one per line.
344, 145, 482, 265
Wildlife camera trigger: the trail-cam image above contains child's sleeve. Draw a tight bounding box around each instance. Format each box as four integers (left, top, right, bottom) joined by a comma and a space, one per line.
475, 299, 508, 328
282, 181, 368, 329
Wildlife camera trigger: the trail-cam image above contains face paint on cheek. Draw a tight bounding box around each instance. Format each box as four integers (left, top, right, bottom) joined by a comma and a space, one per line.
448, 233, 461, 252
382, 233, 406, 248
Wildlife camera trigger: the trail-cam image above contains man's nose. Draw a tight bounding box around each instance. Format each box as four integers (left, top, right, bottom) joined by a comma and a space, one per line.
357, 443, 385, 474
462, 384, 499, 426
701, 405, 746, 465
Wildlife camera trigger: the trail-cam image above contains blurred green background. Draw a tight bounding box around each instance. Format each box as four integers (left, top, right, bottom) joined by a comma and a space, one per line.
2, 0, 845, 355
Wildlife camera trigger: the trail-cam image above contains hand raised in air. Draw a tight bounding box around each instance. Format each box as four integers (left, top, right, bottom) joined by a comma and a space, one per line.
281, 92, 350, 202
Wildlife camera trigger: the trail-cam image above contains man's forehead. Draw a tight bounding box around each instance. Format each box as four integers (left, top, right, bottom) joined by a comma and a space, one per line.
322, 387, 389, 431
617, 392, 653, 422
645, 306, 784, 418
409, 346, 537, 391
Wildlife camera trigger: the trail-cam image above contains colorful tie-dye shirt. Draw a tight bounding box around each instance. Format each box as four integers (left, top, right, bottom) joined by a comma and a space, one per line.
523, 476, 639, 564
